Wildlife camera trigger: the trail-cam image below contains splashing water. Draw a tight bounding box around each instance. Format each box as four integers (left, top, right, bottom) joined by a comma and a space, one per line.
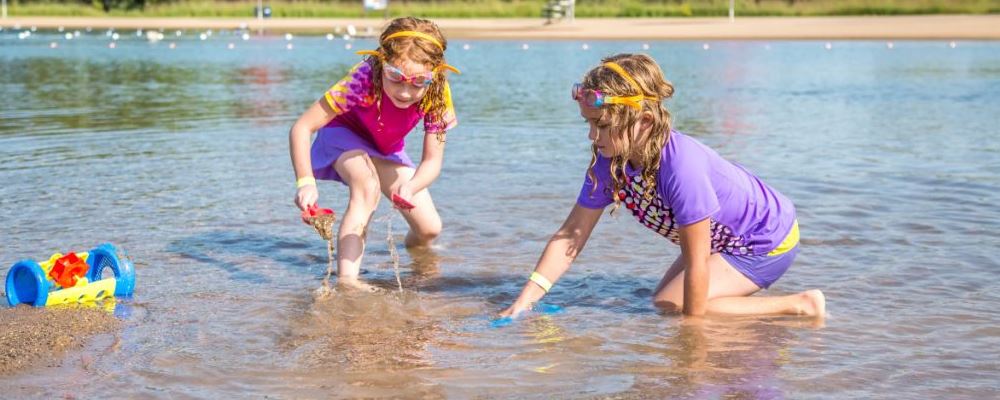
307, 213, 337, 299
386, 216, 403, 292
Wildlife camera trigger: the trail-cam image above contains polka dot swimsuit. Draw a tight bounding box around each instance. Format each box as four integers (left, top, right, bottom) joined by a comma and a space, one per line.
618, 173, 755, 255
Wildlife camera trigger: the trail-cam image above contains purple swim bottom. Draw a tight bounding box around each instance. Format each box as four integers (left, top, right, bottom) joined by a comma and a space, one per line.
720, 245, 799, 289
310, 126, 415, 184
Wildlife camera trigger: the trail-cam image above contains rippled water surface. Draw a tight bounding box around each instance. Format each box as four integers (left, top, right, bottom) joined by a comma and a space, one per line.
2, 30, 999, 398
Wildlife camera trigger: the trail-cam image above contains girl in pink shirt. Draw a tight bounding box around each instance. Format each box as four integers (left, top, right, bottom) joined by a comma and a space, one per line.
289, 17, 459, 291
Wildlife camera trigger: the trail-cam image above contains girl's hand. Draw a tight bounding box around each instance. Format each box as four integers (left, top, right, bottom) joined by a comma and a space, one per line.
295, 184, 318, 211
498, 304, 526, 319
395, 182, 415, 206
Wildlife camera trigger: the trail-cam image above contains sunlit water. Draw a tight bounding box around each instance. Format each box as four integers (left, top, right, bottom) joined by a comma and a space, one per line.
2, 29, 999, 398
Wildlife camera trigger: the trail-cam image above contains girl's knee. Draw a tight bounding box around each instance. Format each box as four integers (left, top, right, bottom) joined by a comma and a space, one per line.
416, 224, 441, 242
652, 291, 683, 312
653, 298, 682, 312
406, 219, 442, 246
349, 176, 381, 209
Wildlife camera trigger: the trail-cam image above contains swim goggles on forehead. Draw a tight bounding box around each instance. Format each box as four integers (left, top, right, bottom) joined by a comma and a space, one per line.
356, 30, 461, 88
572, 62, 657, 110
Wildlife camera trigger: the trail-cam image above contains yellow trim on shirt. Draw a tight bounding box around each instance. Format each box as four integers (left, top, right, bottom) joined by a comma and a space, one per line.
767, 220, 799, 257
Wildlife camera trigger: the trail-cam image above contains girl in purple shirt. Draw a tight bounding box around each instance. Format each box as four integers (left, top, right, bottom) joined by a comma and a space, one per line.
289, 17, 459, 291
501, 54, 825, 319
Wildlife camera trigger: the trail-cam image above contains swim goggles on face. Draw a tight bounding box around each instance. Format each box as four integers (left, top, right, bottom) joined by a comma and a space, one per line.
571, 62, 657, 110
355, 30, 461, 88
382, 64, 437, 88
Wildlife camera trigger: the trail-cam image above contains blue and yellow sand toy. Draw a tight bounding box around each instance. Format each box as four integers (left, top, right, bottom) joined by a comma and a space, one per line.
5, 243, 135, 307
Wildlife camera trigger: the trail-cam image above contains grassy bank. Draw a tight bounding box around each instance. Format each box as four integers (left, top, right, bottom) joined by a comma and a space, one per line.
5, 0, 999, 18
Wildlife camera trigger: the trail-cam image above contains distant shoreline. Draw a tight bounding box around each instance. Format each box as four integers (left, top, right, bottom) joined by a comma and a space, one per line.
3, 16, 999, 40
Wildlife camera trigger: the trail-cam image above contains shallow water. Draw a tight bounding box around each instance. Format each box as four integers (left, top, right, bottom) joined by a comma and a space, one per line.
2, 29, 999, 398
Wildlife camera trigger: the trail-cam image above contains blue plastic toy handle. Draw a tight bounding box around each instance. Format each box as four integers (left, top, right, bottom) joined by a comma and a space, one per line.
86, 243, 136, 297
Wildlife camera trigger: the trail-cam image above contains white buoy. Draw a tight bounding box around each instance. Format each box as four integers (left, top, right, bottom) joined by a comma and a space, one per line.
344, 43, 352, 50
199, 33, 208, 41
169, 42, 176, 49
521, 43, 529, 50
176, 30, 183, 37
146, 31, 164, 43
50, 42, 58, 48
287, 43, 294, 50
342, 34, 351, 41
825, 42, 832, 50
581, 43, 589, 50
109, 42, 116, 48
285, 33, 293, 41
462, 43, 470, 50
702, 43, 710, 50
326, 33, 334, 41
949, 41, 957, 48
242, 32, 250, 41
111, 32, 120, 41
73, 30, 81, 37
886, 41, 894, 49
64, 32, 73, 40
228, 43, 235, 50
641, 43, 650, 50
58, 26, 64, 32
347, 25, 357, 36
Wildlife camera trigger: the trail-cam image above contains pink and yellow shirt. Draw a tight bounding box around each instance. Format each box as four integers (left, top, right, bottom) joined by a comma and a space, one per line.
322, 61, 457, 155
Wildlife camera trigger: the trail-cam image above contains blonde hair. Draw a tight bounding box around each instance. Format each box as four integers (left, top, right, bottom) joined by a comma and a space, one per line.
362, 17, 451, 143
582, 53, 675, 213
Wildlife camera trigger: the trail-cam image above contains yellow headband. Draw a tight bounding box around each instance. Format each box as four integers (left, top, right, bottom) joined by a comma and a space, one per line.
355, 30, 459, 74
355, 50, 461, 75
384, 31, 443, 50
601, 62, 658, 109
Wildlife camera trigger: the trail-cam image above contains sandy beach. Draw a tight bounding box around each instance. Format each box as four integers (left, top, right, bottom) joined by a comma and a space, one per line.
3, 15, 999, 39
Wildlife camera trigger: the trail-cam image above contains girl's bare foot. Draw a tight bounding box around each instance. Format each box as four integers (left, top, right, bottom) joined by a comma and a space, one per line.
797, 289, 826, 318
338, 277, 383, 293
313, 283, 336, 300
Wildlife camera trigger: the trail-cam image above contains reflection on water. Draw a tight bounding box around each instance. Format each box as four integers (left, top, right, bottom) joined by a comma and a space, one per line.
2, 32, 1000, 398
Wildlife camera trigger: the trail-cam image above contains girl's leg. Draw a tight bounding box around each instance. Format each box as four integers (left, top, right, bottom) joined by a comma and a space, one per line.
370, 158, 442, 248
652, 253, 825, 317
333, 150, 381, 289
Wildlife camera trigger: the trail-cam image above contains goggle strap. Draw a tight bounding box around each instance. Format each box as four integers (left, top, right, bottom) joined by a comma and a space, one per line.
603, 94, 645, 110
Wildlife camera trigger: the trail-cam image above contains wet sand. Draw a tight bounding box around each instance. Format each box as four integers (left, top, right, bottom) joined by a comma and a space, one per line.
3, 15, 999, 39
0, 304, 121, 375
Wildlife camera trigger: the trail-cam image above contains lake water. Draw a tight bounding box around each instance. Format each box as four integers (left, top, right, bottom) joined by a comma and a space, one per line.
2, 28, 999, 398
